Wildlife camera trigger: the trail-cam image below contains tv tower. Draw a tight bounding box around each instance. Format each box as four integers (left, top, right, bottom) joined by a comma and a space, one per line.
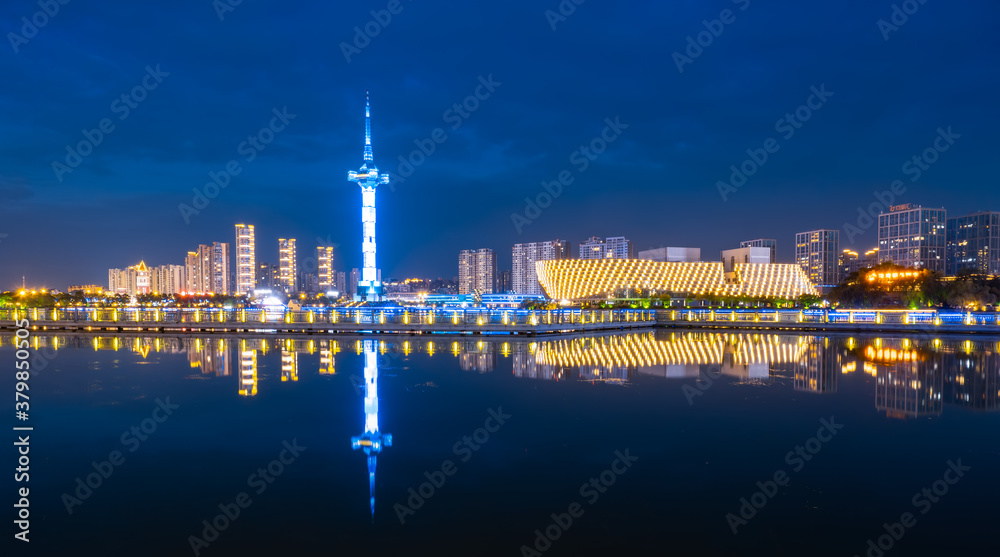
347, 91, 390, 302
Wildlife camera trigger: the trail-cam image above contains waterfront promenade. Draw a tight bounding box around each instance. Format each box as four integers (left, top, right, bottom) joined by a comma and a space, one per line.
2, 307, 1000, 336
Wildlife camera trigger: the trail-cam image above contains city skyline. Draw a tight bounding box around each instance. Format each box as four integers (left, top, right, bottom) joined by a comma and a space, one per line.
2, 1, 998, 288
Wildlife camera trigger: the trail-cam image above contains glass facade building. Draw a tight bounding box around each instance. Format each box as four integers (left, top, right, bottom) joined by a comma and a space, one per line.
740, 238, 777, 264
877, 205, 946, 273
946, 211, 1000, 275
794, 229, 840, 287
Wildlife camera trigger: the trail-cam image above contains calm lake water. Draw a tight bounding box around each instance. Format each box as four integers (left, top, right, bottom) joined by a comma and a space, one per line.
5, 330, 999, 556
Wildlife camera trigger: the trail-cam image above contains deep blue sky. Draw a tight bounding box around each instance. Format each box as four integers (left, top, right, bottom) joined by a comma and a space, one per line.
1, 0, 997, 289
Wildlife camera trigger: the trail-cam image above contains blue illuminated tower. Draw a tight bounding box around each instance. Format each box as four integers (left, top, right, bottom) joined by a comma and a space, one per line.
351, 340, 392, 521
347, 92, 390, 302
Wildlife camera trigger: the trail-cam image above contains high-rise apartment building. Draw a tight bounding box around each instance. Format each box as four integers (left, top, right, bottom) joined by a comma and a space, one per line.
349, 268, 360, 299
255, 262, 279, 290
183, 243, 229, 293
300, 272, 319, 294
795, 229, 840, 287
579, 236, 632, 259
185, 245, 212, 292
151, 264, 185, 295
512, 240, 571, 295
211, 242, 231, 294
235, 224, 256, 295
740, 239, 777, 264
946, 211, 1000, 275
317, 246, 335, 291
278, 238, 297, 293
458, 248, 497, 294
877, 204, 946, 273
498, 269, 511, 293
108, 261, 156, 296
605, 236, 633, 259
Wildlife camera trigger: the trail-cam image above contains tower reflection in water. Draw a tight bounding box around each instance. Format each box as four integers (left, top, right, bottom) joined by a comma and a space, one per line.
350, 339, 391, 521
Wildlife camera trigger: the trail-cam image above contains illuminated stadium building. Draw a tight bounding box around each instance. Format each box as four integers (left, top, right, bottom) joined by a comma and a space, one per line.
535, 259, 818, 300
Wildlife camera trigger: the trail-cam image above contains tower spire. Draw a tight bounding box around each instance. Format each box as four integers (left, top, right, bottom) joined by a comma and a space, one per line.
363, 90, 373, 164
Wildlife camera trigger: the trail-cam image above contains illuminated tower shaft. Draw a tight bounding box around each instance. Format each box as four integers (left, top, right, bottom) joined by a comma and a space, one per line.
347, 92, 390, 302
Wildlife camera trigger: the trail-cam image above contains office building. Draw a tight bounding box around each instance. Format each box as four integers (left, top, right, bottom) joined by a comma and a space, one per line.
458, 248, 497, 294
235, 224, 256, 295
580, 236, 633, 260
638, 247, 701, 263
317, 246, 335, 291
740, 239, 777, 264
278, 238, 297, 293
512, 240, 571, 295
795, 229, 840, 287
839, 248, 878, 281
877, 204, 946, 273
947, 211, 1000, 275
536, 259, 817, 301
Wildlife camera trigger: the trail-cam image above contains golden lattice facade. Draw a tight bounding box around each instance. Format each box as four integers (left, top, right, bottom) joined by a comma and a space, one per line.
535, 259, 818, 300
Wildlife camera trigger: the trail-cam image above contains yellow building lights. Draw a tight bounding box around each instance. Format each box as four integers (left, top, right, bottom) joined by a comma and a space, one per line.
535, 259, 817, 300
866, 270, 924, 282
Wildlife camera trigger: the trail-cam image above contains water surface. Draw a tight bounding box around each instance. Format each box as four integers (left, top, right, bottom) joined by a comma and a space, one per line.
6, 331, 999, 556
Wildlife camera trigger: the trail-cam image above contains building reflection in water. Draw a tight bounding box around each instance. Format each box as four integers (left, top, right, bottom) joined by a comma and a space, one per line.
5, 333, 998, 420
516, 332, 810, 385
350, 339, 391, 521
188, 338, 231, 376
319, 340, 336, 375
239, 340, 258, 397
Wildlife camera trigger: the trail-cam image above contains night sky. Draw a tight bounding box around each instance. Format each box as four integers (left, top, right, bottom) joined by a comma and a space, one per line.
1, 0, 997, 289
